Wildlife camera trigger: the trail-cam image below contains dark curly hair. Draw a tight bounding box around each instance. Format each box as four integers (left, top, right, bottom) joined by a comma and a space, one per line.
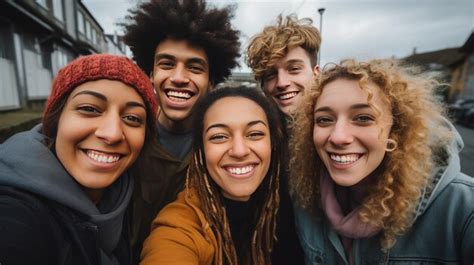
122, 0, 241, 84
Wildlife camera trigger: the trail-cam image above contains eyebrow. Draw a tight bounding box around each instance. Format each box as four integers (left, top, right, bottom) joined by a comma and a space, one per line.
314, 103, 371, 113
72, 90, 146, 110
72, 90, 106, 101
286, 59, 305, 65
205, 120, 268, 133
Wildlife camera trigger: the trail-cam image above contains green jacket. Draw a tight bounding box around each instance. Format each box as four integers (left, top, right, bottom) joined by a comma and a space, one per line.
294, 125, 474, 264
128, 142, 191, 264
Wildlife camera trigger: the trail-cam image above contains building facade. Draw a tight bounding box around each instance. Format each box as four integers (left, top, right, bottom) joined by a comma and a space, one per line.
0, 0, 125, 111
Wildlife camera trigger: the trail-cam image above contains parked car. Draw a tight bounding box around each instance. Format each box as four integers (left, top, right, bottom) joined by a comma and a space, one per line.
459, 107, 474, 127
448, 98, 474, 122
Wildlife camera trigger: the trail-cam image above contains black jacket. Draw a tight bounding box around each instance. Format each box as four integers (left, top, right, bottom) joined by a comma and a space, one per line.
0, 125, 133, 265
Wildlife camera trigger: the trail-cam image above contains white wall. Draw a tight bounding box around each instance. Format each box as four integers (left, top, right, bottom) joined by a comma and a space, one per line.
0, 58, 20, 110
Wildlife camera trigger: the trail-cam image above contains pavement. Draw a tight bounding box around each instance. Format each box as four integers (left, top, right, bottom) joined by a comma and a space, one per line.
0, 110, 42, 143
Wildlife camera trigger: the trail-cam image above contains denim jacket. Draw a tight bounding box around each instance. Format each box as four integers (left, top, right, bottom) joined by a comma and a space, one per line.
294, 124, 474, 265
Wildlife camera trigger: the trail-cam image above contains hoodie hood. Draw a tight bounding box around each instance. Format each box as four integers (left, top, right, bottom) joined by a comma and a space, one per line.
0, 124, 134, 256
413, 119, 463, 220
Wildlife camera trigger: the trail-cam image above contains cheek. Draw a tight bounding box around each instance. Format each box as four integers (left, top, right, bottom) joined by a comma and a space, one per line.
128, 129, 146, 159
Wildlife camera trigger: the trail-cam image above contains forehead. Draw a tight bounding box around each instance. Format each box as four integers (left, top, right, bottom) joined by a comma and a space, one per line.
274, 46, 312, 68
204, 97, 267, 126
69, 79, 143, 102
154, 38, 208, 62
317, 78, 388, 108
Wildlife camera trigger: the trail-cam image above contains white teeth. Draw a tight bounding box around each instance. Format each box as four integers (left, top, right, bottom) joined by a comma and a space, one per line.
330, 154, 360, 164
278, 92, 297, 100
227, 165, 254, 175
166, 90, 192, 100
86, 150, 120, 164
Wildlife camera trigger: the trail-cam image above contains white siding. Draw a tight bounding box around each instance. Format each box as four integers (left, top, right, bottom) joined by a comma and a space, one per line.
24, 49, 52, 99
0, 58, 20, 110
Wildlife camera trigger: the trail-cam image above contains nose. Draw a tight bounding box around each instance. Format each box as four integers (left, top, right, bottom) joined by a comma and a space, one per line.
328, 121, 354, 146
275, 71, 290, 90
228, 136, 250, 158
169, 64, 190, 86
95, 112, 124, 145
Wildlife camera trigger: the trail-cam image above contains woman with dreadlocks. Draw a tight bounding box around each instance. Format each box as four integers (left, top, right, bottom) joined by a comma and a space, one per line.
140, 86, 283, 265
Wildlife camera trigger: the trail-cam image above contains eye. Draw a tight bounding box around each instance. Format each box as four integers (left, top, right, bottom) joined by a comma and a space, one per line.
288, 66, 302, 73
123, 115, 144, 127
248, 131, 265, 140
354, 114, 375, 124
77, 105, 101, 115
157, 60, 174, 69
315, 116, 334, 126
208, 134, 228, 143
188, 64, 205, 73
264, 72, 276, 81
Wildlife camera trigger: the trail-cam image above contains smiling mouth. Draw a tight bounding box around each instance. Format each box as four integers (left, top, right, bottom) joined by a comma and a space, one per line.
85, 149, 122, 164
225, 164, 255, 175
165, 89, 194, 102
329, 153, 362, 164
276, 91, 298, 101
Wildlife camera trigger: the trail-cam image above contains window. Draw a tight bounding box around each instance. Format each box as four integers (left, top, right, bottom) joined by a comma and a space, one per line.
92, 29, 97, 45
52, 0, 63, 21
85, 20, 91, 40
35, 0, 48, 9
77, 12, 84, 33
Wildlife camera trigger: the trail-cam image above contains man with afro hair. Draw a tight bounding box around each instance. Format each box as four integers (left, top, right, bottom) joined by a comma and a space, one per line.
122, 0, 240, 262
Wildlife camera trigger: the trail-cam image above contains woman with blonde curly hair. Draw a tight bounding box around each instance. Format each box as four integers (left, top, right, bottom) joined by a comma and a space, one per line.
289, 59, 473, 264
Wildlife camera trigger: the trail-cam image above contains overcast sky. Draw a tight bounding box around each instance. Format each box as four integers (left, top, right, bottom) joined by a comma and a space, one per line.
83, 0, 473, 73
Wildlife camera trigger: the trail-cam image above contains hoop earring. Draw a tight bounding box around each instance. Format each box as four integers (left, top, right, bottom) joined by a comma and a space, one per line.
386, 139, 398, 152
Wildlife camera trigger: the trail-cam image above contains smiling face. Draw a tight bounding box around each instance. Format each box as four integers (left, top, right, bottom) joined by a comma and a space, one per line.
313, 78, 393, 187
152, 38, 210, 131
203, 97, 272, 201
55, 79, 146, 202
262, 46, 319, 115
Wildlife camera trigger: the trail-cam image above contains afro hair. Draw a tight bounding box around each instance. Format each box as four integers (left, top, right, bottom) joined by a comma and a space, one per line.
122, 0, 241, 84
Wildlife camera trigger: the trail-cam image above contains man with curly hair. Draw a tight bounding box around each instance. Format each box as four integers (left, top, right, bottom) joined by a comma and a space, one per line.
246, 14, 321, 115
122, 0, 240, 261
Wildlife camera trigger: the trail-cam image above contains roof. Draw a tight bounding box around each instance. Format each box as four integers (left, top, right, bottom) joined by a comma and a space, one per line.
461, 32, 474, 53
403, 47, 465, 68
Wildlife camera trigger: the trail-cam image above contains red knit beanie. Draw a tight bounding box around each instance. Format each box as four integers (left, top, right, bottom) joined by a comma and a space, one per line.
43, 54, 157, 125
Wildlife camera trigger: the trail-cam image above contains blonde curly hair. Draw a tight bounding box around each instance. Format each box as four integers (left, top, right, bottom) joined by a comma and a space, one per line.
245, 14, 321, 81
289, 59, 453, 250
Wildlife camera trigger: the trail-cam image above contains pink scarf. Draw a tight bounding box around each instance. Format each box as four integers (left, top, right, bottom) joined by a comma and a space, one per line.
320, 171, 381, 264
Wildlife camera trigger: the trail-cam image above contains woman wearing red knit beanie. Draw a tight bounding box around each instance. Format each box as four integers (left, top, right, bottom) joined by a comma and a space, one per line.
0, 54, 157, 265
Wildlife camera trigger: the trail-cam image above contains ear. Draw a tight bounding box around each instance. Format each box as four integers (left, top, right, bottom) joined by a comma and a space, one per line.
149, 70, 154, 82
313, 65, 320, 76
208, 81, 214, 91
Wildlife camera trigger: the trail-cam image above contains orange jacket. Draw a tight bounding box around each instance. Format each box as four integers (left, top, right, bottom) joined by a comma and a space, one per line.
140, 188, 222, 265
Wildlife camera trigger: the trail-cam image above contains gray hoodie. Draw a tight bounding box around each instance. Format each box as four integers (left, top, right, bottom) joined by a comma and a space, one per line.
293, 121, 474, 264
0, 124, 134, 264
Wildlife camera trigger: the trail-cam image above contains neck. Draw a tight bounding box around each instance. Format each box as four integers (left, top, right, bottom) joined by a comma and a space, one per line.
158, 113, 193, 133
85, 188, 103, 205
158, 113, 192, 133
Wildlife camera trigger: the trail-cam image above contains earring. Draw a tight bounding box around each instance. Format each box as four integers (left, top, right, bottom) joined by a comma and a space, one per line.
386, 138, 398, 152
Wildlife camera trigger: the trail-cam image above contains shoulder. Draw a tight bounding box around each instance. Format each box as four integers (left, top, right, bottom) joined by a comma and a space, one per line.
0, 186, 59, 264
141, 189, 216, 265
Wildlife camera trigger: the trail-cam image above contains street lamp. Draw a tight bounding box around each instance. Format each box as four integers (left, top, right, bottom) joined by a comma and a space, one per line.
318, 8, 325, 66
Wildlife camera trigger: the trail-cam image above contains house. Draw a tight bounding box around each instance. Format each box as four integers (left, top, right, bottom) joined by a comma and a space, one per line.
0, 0, 125, 112
403, 32, 474, 103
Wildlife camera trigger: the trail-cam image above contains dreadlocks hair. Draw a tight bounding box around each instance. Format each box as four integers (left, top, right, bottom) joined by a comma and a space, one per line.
246, 13, 321, 82
187, 86, 284, 265
122, 0, 241, 85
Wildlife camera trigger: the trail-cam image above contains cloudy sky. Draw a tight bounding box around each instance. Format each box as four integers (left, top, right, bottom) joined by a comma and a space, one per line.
83, 0, 473, 73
